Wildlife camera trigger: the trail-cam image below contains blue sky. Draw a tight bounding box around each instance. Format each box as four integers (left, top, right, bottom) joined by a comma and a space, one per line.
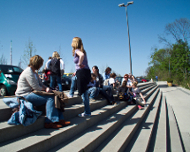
0, 0, 190, 76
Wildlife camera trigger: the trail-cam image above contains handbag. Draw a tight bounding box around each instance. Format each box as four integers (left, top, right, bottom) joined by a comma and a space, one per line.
32, 90, 68, 111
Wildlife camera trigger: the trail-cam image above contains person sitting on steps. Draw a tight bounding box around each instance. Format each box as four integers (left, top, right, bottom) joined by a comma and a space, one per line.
15, 55, 70, 129
90, 66, 115, 104
129, 81, 146, 110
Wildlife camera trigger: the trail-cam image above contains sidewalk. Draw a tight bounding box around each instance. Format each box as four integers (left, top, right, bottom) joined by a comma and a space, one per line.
157, 81, 190, 151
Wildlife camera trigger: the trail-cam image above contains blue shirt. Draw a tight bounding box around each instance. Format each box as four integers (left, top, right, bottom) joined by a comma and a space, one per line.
102, 72, 110, 81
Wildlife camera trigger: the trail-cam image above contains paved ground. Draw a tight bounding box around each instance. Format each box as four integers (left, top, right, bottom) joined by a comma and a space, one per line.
157, 81, 190, 151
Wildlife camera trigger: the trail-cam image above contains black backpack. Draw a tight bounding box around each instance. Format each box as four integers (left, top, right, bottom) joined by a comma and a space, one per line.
49, 58, 61, 75
118, 87, 129, 101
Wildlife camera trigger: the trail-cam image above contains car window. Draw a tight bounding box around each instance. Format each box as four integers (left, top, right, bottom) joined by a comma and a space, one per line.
0, 66, 23, 74
13, 67, 23, 73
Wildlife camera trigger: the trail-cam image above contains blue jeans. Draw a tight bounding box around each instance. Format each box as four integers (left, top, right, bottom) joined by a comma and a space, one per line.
81, 90, 91, 115
103, 85, 114, 101
69, 75, 77, 96
50, 75, 62, 91
88, 87, 99, 99
24, 93, 64, 123
88, 87, 113, 104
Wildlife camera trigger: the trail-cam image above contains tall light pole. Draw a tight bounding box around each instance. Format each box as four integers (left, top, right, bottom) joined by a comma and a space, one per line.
10, 40, 12, 65
119, 1, 134, 74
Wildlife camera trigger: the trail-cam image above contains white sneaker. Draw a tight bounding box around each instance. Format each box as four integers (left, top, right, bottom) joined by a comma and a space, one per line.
78, 113, 91, 117
136, 100, 144, 106
67, 94, 73, 98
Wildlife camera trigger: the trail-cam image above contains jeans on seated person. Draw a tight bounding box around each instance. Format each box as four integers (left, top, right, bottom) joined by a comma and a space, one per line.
50, 75, 62, 91
88, 87, 114, 104
88, 87, 99, 99
24, 93, 64, 123
99, 88, 114, 104
81, 90, 91, 115
102, 85, 114, 101
69, 75, 77, 97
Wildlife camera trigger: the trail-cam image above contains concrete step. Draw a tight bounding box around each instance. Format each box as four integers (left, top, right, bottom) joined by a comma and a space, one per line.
137, 82, 156, 87
94, 87, 159, 152
0, 85, 156, 144
167, 104, 184, 152
0, 101, 128, 151
126, 90, 162, 152
0, 85, 158, 151
153, 95, 167, 152
0, 98, 107, 144
48, 84, 158, 152
49, 105, 136, 152
138, 83, 156, 91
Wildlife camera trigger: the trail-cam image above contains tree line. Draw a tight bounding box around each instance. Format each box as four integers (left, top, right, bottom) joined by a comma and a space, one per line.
146, 18, 190, 89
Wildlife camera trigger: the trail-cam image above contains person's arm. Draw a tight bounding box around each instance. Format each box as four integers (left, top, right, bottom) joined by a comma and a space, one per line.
60, 59, 65, 70
46, 59, 51, 70
128, 89, 133, 95
72, 72, 76, 76
37, 73, 52, 92
75, 51, 85, 68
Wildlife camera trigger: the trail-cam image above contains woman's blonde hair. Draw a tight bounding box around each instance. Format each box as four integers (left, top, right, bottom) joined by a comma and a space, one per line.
132, 81, 138, 87
71, 37, 86, 56
28, 55, 44, 70
52, 51, 61, 59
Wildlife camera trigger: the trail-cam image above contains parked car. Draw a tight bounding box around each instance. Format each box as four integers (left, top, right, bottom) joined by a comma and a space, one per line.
136, 78, 143, 83
0, 65, 23, 96
142, 79, 148, 83
115, 77, 123, 85
64, 73, 73, 77
38, 72, 71, 91
61, 75, 71, 90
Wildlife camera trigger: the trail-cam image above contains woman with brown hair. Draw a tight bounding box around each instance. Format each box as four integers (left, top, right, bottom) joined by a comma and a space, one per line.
109, 73, 117, 88
103, 67, 112, 81
15, 55, 70, 129
71, 37, 91, 117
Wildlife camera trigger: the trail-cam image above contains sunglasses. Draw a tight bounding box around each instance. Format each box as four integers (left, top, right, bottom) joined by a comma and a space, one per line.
124, 77, 128, 78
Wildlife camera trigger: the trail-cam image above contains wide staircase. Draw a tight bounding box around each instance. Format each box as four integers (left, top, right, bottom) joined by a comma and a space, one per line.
0, 82, 185, 152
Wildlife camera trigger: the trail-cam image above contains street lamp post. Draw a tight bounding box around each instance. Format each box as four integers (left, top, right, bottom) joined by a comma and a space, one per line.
119, 1, 134, 74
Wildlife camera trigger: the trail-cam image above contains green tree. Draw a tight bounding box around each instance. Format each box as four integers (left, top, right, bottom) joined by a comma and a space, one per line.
171, 40, 190, 80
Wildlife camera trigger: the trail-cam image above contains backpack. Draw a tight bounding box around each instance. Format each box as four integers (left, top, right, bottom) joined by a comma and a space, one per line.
103, 79, 110, 86
118, 87, 129, 101
49, 58, 60, 75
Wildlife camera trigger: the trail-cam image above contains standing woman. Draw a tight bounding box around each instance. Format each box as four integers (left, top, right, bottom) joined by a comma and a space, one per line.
71, 37, 91, 117
15, 55, 70, 129
46, 51, 65, 91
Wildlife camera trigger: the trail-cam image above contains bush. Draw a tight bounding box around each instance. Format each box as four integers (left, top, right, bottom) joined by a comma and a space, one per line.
167, 78, 173, 83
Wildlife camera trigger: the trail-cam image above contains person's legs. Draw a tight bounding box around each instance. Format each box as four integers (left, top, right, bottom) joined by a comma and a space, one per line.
56, 76, 62, 91
81, 90, 91, 115
103, 85, 114, 101
69, 75, 76, 97
88, 87, 99, 99
50, 75, 55, 89
24, 93, 64, 123
99, 88, 113, 104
